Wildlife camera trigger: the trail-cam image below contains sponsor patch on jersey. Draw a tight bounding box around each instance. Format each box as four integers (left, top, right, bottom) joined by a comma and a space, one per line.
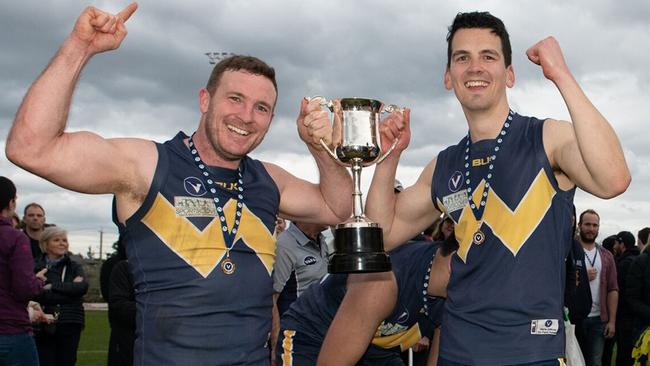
174, 196, 217, 217
183, 176, 207, 197
442, 191, 468, 213
303, 256, 317, 265
377, 321, 409, 336
530, 319, 559, 335
448, 171, 464, 192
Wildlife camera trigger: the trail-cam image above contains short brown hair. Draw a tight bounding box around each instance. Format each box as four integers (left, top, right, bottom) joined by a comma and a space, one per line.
206, 55, 277, 96
24, 202, 45, 216
578, 209, 599, 224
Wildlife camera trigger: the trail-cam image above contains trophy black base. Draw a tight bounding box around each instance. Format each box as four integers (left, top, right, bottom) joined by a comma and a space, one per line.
328, 225, 392, 274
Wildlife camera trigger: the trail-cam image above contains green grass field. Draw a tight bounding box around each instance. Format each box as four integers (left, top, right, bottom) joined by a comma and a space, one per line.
77, 310, 110, 366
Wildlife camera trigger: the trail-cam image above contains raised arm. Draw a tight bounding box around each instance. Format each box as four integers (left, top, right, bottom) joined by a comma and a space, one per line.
5, 4, 155, 207
317, 272, 397, 366
527, 37, 630, 198
264, 98, 352, 225
365, 112, 441, 250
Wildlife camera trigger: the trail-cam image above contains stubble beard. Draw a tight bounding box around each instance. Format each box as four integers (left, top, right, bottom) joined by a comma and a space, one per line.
203, 110, 246, 164
579, 231, 598, 245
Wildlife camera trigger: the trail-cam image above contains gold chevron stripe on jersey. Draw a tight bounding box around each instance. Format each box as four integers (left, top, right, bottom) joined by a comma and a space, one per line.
439, 169, 556, 263
142, 193, 276, 277
371, 323, 422, 351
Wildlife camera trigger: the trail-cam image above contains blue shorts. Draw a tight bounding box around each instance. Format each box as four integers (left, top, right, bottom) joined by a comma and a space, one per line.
276, 328, 404, 366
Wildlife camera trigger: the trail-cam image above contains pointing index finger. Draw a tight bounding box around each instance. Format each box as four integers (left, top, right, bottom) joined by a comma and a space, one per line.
118, 2, 138, 22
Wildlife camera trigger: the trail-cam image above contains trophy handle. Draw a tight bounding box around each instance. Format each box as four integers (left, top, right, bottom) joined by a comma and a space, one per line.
305, 96, 344, 164
374, 104, 405, 165
374, 136, 400, 165
319, 139, 341, 162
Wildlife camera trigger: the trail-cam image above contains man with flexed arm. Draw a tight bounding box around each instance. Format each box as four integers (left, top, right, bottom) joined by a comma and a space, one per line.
365, 11, 630, 366
6, 4, 352, 365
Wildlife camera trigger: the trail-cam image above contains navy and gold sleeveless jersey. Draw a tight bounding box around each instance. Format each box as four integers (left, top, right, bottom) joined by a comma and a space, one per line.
431, 113, 575, 365
278, 241, 444, 364
113, 132, 279, 365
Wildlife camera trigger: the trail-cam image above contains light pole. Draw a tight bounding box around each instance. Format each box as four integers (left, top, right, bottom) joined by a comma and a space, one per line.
205, 52, 235, 65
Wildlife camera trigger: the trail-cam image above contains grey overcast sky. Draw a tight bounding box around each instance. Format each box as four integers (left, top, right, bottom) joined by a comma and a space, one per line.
1, 0, 648, 256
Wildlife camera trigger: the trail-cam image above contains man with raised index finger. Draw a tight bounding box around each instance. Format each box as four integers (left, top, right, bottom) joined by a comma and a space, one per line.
6, 3, 352, 365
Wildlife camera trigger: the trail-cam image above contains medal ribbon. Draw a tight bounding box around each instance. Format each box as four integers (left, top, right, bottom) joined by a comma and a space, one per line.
463, 110, 514, 221
187, 134, 244, 257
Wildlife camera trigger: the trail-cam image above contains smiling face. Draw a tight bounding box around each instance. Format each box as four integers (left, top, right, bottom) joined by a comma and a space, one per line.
45, 233, 69, 260
197, 70, 276, 167
441, 218, 455, 239
444, 28, 514, 114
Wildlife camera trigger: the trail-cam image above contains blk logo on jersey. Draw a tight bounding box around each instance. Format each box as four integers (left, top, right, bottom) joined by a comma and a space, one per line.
303, 256, 317, 265
448, 171, 464, 192
184, 177, 207, 197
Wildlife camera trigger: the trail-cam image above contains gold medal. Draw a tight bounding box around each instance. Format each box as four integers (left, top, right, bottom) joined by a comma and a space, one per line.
221, 257, 236, 275
473, 230, 485, 245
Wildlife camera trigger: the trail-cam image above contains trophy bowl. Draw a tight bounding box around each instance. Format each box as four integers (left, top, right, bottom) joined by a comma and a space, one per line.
309, 96, 403, 273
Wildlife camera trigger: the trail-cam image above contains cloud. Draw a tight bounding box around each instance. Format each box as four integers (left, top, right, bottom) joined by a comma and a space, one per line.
1, 0, 646, 255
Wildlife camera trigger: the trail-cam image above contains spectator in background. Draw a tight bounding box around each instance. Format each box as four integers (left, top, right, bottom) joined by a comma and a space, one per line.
613, 231, 641, 366
11, 212, 21, 229
34, 226, 88, 366
108, 259, 135, 366
271, 221, 328, 361
576, 209, 618, 366
273, 221, 329, 315
601, 233, 622, 366
421, 222, 437, 242
100, 237, 127, 303
431, 215, 454, 242
602, 235, 617, 260
626, 234, 650, 364
275, 216, 287, 237
637, 227, 650, 253
0, 176, 47, 366
23, 203, 46, 260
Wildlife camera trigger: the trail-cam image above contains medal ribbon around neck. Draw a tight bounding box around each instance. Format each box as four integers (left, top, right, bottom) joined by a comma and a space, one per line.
464, 110, 514, 243
188, 133, 244, 274
585, 248, 598, 267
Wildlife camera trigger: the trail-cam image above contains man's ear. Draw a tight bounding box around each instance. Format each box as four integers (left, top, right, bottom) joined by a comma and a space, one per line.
199, 88, 211, 114
506, 65, 515, 88
444, 69, 453, 90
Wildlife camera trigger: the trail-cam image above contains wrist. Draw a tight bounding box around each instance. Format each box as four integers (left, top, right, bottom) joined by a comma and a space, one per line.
59, 35, 93, 67
551, 69, 577, 90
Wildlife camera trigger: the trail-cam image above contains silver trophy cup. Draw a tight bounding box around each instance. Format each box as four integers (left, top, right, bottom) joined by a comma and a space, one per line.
310, 96, 401, 273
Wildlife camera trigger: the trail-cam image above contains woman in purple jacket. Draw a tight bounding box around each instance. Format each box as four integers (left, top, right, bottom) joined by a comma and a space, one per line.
0, 176, 46, 366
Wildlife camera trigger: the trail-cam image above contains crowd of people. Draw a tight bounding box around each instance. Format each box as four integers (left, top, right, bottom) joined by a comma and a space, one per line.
1, 2, 648, 366
1, 179, 88, 366
565, 209, 650, 366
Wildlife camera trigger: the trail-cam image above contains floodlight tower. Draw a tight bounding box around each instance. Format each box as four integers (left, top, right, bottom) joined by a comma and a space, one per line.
205, 52, 235, 64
